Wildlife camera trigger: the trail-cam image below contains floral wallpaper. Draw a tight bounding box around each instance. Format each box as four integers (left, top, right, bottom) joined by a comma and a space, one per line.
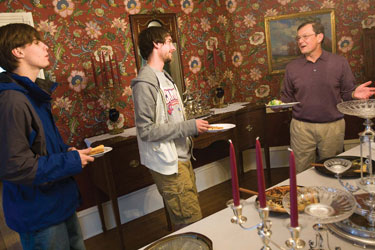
0, 0, 374, 146
1, 0, 375, 209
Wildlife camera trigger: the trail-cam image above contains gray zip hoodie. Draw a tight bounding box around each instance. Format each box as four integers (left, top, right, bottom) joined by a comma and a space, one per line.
131, 65, 197, 174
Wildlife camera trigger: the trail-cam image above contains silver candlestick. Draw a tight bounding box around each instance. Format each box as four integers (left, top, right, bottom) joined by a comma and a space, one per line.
285, 225, 305, 250
227, 199, 307, 250
226, 199, 247, 225
257, 206, 272, 250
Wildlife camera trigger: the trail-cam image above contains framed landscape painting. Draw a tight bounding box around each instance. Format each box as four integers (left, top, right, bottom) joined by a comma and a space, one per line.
264, 9, 336, 75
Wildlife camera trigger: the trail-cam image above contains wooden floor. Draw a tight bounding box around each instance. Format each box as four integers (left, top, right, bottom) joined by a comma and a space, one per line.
84, 167, 289, 250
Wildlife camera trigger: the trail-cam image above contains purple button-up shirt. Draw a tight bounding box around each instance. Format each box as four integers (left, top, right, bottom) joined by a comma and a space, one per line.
281, 50, 355, 123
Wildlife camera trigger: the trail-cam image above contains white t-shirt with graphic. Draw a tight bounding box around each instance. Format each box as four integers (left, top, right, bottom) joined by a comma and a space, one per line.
153, 69, 191, 161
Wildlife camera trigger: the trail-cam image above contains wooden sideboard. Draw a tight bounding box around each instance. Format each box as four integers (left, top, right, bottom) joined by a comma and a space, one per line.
86, 104, 269, 249
82, 104, 365, 249
363, 28, 375, 81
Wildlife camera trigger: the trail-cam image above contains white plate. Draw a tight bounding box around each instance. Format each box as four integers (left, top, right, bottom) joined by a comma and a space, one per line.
90, 146, 113, 158
266, 102, 300, 109
207, 123, 236, 133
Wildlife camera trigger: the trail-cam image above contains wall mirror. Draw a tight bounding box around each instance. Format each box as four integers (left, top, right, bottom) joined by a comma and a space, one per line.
129, 12, 185, 97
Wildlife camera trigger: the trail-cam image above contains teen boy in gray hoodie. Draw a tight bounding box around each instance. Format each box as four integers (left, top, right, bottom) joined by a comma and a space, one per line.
131, 26, 210, 228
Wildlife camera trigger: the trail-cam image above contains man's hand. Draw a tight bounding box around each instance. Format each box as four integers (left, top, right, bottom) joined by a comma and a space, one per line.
353, 81, 375, 99
77, 148, 95, 168
196, 119, 210, 134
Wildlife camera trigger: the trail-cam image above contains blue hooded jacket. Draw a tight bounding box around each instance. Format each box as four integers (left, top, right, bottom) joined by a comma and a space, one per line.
0, 72, 83, 233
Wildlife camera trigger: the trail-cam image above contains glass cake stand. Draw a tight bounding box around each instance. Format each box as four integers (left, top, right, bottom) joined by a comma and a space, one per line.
283, 186, 356, 250
337, 100, 375, 224
336, 99, 375, 120
337, 100, 375, 171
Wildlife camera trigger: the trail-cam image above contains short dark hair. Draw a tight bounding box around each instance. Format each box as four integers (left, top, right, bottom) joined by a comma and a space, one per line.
138, 26, 171, 60
0, 23, 42, 72
297, 20, 325, 36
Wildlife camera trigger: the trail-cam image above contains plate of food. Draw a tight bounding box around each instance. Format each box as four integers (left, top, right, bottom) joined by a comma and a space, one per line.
256, 185, 303, 213
88, 144, 113, 158
266, 99, 300, 109
313, 156, 372, 178
207, 123, 236, 133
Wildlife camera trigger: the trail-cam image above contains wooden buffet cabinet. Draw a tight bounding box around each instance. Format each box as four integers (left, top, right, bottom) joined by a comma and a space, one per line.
363, 27, 375, 80
85, 103, 364, 249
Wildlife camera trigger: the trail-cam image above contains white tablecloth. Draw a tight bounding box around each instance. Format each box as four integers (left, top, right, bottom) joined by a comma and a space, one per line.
140, 144, 371, 249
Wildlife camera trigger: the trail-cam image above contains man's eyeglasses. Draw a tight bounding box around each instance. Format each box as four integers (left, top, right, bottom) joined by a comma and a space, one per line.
295, 33, 316, 42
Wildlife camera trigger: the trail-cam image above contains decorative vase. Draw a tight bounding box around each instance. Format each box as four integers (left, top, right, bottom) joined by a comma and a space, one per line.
213, 86, 226, 108
107, 108, 124, 135
216, 87, 224, 99
109, 108, 120, 122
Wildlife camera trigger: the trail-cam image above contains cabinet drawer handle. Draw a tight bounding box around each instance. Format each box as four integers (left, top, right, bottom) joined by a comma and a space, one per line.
246, 124, 253, 132
129, 160, 140, 168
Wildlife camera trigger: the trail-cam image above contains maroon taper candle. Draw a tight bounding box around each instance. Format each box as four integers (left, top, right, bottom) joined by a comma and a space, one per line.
229, 140, 240, 206
90, 56, 98, 85
289, 149, 298, 227
114, 52, 122, 85
213, 45, 218, 68
108, 54, 115, 85
256, 137, 266, 208
101, 52, 109, 84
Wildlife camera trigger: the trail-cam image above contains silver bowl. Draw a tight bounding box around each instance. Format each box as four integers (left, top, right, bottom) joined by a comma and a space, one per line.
283, 186, 356, 224
337, 99, 375, 119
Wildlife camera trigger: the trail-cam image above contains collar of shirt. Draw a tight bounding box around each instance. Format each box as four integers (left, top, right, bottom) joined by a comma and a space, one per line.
302, 49, 329, 65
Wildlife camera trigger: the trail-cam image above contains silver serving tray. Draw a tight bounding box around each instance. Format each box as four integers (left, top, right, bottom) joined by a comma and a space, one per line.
144, 232, 212, 250
327, 213, 375, 248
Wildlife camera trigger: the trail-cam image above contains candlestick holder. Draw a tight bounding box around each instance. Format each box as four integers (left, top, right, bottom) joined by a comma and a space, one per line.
91, 51, 125, 134
227, 199, 308, 250
285, 225, 305, 249
226, 199, 247, 225
257, 206, 272, 250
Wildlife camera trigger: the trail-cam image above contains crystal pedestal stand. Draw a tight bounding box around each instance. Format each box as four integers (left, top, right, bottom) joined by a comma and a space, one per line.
337, 100, 375, 226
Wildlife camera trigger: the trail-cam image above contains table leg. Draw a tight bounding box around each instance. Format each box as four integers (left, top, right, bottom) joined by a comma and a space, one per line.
94, 187, 107, 232
103, 156, 126, 250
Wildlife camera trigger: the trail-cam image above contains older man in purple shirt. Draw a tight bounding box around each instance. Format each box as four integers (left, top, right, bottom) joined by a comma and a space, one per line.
281, 21, 375, 173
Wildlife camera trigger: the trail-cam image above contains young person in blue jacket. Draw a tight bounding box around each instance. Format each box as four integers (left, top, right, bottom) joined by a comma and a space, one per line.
0, 23, 94, 250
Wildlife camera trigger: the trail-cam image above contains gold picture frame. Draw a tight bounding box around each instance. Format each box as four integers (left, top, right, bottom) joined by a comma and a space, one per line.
265, 9, 336, 75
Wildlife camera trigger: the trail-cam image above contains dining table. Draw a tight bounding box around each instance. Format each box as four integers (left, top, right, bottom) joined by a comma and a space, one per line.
140, 142, 375, 249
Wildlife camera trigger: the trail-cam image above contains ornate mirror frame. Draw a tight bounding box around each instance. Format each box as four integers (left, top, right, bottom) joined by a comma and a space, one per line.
129, 13, 185, 96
